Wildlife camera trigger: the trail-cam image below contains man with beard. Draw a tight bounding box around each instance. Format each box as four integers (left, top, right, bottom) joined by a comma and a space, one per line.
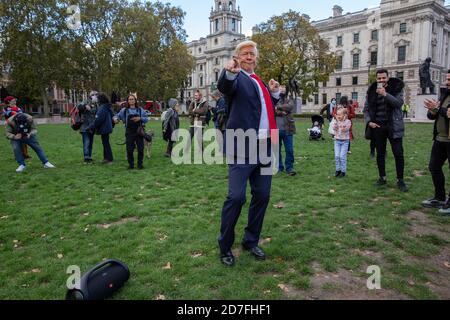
364, 69, 408, 192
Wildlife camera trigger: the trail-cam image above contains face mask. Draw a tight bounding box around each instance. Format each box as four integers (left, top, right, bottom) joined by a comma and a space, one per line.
91, 95, 98, 103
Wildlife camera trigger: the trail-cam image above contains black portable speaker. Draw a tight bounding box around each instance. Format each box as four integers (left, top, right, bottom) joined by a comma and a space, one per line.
66, 259, 130, 300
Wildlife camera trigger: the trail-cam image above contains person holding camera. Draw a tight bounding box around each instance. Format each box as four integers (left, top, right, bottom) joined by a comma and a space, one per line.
5, 113, 55, 172
114, 94, 148, 169
364, 69, 408, 192
422, 70, 450, 214
77, 91, 98, 164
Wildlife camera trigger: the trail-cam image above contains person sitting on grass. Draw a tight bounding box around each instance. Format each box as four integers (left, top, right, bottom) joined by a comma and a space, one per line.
333, 107, 351, 178
5, 113, 55, 172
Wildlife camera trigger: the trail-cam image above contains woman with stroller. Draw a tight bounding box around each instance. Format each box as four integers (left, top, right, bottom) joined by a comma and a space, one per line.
333, 107, 352, 178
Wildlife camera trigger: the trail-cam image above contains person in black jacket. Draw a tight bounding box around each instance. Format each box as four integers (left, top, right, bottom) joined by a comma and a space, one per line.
89, 92, 114, 165
364, 69, 408, 192
422, 70, 450, 214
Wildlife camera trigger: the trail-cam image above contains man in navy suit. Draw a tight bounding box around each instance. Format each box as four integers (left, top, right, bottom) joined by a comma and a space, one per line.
217, 40, 280, 267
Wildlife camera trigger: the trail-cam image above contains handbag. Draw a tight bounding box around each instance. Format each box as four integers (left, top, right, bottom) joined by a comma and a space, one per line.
328, 118, 336, 135
137, 125, 153, 142
365, 123, 372, 140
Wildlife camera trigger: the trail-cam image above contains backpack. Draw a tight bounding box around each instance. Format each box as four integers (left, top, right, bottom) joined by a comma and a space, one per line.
70, 106, 83, 130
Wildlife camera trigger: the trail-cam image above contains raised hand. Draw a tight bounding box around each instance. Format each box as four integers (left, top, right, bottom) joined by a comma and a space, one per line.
225, 57, 241, 74
424, 98, 440, 111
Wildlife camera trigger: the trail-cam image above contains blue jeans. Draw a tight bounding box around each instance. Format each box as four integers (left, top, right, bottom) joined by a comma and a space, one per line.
278, 130, 294, 172
11, 135, 48, 166
334, 139, 349, 172
82, 132, 94, 160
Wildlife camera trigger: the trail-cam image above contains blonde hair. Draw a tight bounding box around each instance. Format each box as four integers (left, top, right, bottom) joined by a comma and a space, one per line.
336, 106, 347, 115
234, 40, 258, 57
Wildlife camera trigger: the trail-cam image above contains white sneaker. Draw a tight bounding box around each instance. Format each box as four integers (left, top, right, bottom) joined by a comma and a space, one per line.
16, 165, 26, 173
43, 162, 56, 169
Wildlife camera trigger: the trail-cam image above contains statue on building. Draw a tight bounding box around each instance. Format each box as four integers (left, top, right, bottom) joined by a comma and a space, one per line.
419, 57, 435, 95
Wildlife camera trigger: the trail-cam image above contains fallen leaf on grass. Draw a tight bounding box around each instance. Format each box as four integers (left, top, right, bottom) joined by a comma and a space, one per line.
273, 202, 285, 209
155, 294, 166, 300
260, 237, 272, 245
330, 189, 336, 194
277, 284, 289, 293
191, 253, 203, 258
0, 215, 9, 219
31, 269, 41, 273
163, 262, 171, 270
57, 254, 64, 259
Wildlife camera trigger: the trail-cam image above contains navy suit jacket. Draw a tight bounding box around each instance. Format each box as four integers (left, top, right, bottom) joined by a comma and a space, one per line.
217, 69, 279, 160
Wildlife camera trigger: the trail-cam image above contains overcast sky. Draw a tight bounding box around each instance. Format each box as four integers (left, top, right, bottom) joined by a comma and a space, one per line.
157, 0, 450, 42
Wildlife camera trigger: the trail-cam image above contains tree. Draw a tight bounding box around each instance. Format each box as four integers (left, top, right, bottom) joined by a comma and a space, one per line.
0, 0, 76, 114
0, 0, 194, 110
252, 10, 337, 99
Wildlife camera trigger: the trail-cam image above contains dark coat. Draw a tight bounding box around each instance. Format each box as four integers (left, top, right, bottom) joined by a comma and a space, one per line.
90, 103, 114, 135
364, 77, 405, 139
218, 69, 279, 159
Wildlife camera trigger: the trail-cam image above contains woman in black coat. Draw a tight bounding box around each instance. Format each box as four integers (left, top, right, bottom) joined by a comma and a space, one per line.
89, 92, 114, 164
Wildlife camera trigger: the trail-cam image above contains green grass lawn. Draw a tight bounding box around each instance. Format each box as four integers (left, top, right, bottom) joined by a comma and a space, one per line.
0, 119, 449, 300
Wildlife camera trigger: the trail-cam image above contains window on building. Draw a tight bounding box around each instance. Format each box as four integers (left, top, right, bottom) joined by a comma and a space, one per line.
232, 18, 236, 32
336, 55, 343, 70
200, 75, 203, 87
215, 19, 220, 32
353, 33, 360, 43
215, 71, 219, 82
215, 57, 219, 65
399, 22, 407, 34
323, 81, 327, 88
314, 94, 319, 105
322, 93, 328, 105
352, 76, 358, 85
337, 35, 343, 46
188, 76, 192, 87
352, 92, 358, 101
371, 30, 378, 41
371, 51, 378, 66
336, 77, 342, 86
396, 71, 404, 81
199, 47, 202, 53
229, 2, 233, 10
302, 98, 307, 105
214, 38, 218, 45
352, 53, 360, 69
199, 64, 203, 71
336, 92, 342, 102
398, 46, 406, 62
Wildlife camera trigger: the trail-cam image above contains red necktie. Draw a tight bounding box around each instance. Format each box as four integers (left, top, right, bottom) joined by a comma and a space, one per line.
250, 74, 278, 143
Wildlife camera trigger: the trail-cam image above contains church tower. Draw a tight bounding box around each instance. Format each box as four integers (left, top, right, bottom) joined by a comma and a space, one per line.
184, 0, 246, 105
209, 0, 243, 36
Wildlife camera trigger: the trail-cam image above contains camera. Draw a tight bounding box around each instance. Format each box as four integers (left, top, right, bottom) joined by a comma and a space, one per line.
377, 82, 383, 89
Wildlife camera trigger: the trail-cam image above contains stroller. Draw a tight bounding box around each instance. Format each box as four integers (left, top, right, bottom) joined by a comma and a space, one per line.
308, 115, 325, 140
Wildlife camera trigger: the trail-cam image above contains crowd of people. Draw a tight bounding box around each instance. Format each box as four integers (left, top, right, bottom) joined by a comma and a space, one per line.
2, 39, 450, 266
